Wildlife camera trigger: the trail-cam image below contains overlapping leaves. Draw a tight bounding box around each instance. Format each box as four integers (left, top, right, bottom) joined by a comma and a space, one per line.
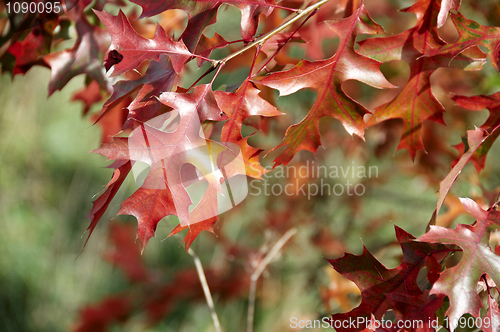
93, 85, 232, 250
359, 0, 484, 159
257, 4, 394, 166
419, 198, 500, 330
328, 226, 452, 331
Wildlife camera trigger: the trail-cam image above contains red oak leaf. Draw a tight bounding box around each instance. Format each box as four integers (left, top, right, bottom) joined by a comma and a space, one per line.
93, 55, 178, 128
92, 85, 243, 250
215, 80, 282, 178
328, 226, 451, 332
425, 12, 500, 71
93, 9, 192, 75
125, 56, 179, 126
168, 185, 219, 251
386, 292, 444, 332
256, 3, 394, 166
181, 6, 220, 52
195, 32, 229, 66
451, 92, 500, 172
359, 0, 485, 159
418, 198, 500, 331
117, 166, 178, 252
235, 0, 276, 40
44, 9, 110, 95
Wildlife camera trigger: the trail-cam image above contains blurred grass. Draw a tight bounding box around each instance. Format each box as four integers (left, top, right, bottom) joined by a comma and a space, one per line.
0, 68, 124, 331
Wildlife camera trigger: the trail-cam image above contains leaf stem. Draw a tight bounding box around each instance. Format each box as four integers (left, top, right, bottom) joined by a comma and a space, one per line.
247, 228, 297, 332
248, 45, 262, 79
211, 0, 330, 68
188, 248, 223, 332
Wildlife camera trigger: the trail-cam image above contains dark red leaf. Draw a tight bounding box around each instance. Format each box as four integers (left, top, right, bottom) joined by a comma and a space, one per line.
93, 9, 192, 75
328, 226, 451, 332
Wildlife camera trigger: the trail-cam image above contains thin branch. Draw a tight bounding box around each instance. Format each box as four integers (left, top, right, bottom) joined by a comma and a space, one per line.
247, 228, 298, 332
251, 7, 317, 78
211, 0, 330, 67
224, 1, 299, 12
188, 248, 223, 332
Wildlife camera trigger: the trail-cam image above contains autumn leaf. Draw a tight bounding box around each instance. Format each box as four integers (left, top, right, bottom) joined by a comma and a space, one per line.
93, 9, 192, 75
257, 3, 394, 166
451, 92, 500, 172
425, 12, 500, 71
386, 292, 444, 331
117, 165, 178, 251
215, 80, 282, 178
181, 6, 220, 52
328, 226, 451, 332
44, 9, 110, 95
94, 55, 178, 127
168, 185, 219, 251
93, 85, 242, 250
437, 0, 461, 28
126, 56, 179, 126
418, 198, 500, 331
359, 0, 485, 159
195, 32, 229, 67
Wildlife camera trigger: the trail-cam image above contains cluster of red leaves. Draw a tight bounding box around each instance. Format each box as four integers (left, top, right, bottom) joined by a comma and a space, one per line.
3, 0, 500, 330
330, 199, 500, 331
